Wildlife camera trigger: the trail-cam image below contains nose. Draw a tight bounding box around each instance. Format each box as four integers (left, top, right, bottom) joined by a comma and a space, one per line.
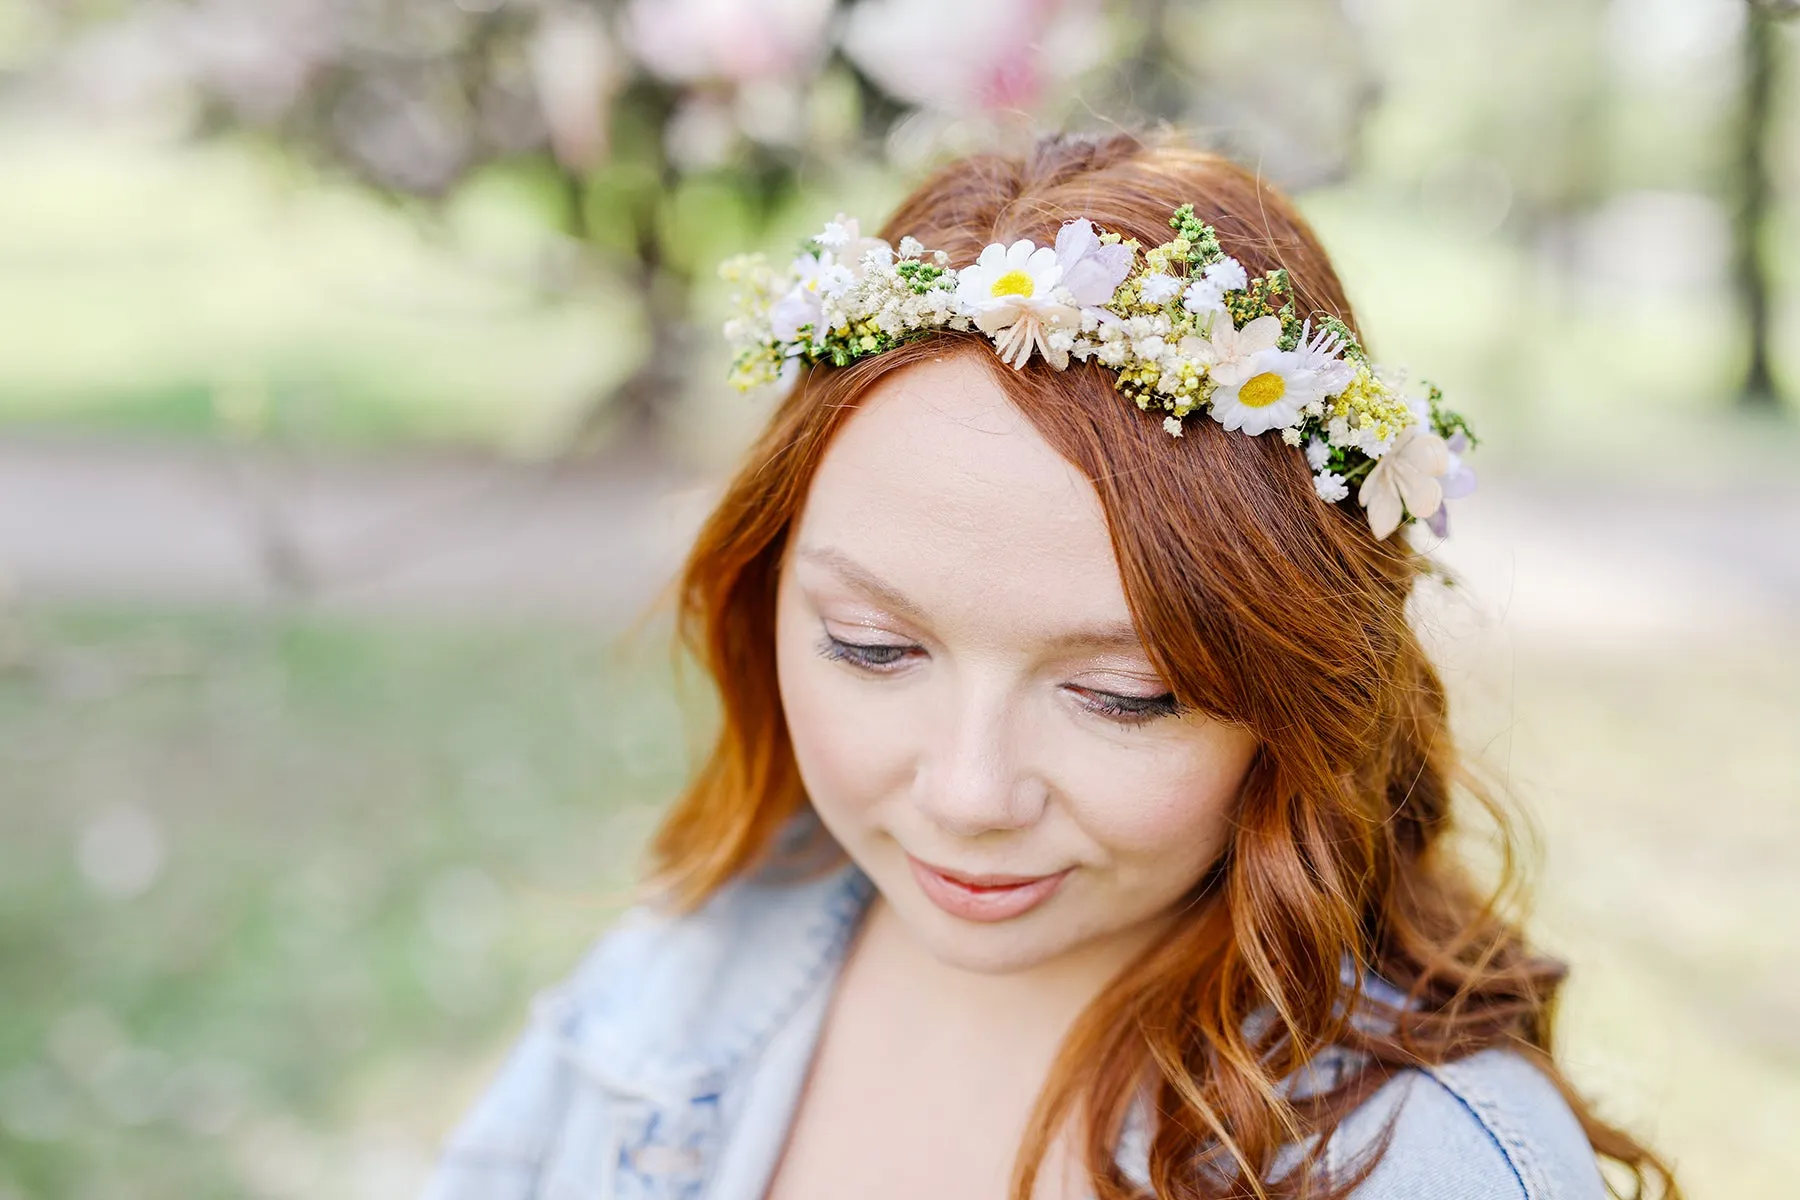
911, 674, 1047, 839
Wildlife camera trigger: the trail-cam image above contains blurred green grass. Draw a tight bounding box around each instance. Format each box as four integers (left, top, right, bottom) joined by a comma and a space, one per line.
0, 605, 693, 1199
0, 604, 1793, 1197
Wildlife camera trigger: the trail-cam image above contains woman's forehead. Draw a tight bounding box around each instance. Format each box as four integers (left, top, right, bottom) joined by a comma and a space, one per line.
793, 355, 1140, 638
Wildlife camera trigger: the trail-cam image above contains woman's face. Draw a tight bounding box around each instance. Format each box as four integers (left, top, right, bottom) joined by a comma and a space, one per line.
773, 353, 1258, 975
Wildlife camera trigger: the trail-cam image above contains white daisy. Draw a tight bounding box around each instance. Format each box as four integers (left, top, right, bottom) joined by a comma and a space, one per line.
1208, 318, 1354, 438
956, 239, 1079, 369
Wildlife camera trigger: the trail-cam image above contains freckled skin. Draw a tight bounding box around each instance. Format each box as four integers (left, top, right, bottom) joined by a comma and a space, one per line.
773, 353, 1258, 980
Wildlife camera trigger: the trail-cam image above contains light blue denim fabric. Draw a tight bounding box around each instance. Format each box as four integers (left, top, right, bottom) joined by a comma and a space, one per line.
422, 819, 1607, 1200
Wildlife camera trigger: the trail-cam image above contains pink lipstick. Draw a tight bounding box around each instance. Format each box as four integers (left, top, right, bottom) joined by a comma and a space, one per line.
905, 853, 1071, 922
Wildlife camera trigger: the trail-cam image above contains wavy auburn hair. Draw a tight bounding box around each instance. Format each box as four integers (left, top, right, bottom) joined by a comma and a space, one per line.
644, 133, 1675, 1199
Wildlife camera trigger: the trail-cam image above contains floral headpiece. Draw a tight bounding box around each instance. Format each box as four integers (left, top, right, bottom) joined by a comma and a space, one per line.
720, 205, 1476, 538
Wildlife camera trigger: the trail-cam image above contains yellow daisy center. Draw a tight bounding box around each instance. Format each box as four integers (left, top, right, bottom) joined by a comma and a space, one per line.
989, 269, 1036, 298
1238, 371, 1287, 408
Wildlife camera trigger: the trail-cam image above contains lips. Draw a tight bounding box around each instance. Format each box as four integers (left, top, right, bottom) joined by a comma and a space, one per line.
905, 853, 1072, 923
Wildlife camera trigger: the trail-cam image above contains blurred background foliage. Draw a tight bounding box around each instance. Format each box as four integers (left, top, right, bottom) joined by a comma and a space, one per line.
0, 0, 1795, 1197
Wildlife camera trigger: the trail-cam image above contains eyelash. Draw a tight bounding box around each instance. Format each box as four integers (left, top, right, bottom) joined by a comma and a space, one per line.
815, 633, 1181, 726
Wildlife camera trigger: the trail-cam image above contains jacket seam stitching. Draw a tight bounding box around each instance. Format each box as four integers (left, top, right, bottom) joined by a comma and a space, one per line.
1416, 1065, 1533, 1200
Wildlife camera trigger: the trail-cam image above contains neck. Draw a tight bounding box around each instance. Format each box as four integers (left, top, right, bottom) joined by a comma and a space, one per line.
848, 891, 1175, 1054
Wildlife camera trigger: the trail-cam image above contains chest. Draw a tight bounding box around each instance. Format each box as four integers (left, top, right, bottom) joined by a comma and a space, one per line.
758, 949, 1090, 1200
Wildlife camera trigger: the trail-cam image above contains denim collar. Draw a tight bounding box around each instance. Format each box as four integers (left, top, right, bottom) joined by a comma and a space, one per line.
551, 852, 875, 1109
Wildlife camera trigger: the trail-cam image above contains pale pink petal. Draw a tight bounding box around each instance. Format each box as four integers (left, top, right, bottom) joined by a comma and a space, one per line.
1060, 249, 1129, 306
1360, 473, 1404, 539
1395, 429, 1450, 476
1053, 219, 1097, 268
1441, 463, 1477, 500
1395, 469, 1444, 522
975, 303, 1022, 334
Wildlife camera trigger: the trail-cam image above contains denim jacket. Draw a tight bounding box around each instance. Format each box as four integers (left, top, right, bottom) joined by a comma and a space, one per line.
422, 826, 1607, 1200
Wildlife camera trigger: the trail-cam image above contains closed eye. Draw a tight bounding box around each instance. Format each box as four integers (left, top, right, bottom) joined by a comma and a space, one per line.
1066, 685, 1182, 726
817, 633, 920, 672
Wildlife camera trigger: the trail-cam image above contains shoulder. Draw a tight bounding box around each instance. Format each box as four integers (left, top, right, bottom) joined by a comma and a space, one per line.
1330, 1048, 1608, 1200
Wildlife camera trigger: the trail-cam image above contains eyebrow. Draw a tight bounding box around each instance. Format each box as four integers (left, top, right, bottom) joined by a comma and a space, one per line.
795, 544, 1151, 653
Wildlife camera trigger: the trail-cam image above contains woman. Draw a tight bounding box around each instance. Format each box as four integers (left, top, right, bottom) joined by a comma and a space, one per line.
423, 133, 1675, 1200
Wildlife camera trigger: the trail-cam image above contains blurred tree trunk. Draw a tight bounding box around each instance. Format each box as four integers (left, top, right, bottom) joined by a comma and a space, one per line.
558, 87, 691, 459
1732, 2, 1792, 412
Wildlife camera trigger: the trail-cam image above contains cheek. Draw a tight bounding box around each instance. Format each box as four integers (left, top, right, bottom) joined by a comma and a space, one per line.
774, 604, 913, 824
1057, 734, 1254, 867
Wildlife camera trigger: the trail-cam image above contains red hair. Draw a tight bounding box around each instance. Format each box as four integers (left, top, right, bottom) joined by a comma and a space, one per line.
644, 133, 1676, 1199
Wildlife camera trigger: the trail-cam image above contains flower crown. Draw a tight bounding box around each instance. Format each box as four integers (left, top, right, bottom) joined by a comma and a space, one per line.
720, 204, 1477, 538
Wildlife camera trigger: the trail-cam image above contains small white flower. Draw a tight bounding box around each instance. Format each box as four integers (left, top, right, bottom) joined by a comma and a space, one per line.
1181, 257, 1247, 315
1314, 470, 1350, 503
1280, 427, 1302, 446
897, 235, 925, 259
1137, 334, 1167, 360
818, 263, 856, 297
1139, 272, 1183, 306
1305, 437, 1331, 470
1181, 279, 1225, 315
817, 219, 852, 250
1164, 415, 1185, 437
1205, 256, 1248, 292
